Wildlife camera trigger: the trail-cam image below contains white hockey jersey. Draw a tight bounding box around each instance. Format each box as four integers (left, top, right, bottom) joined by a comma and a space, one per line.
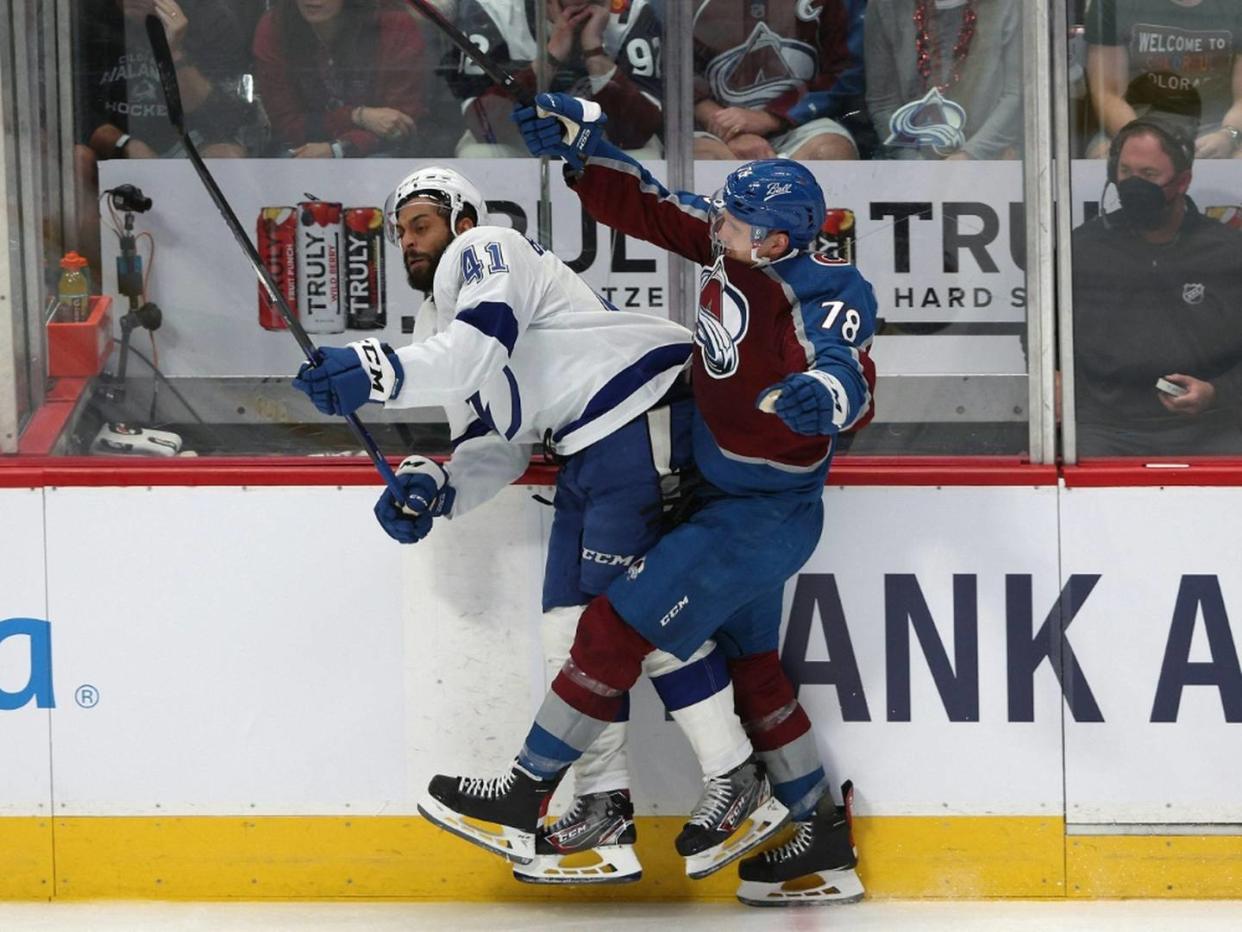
386, 226, 692, 517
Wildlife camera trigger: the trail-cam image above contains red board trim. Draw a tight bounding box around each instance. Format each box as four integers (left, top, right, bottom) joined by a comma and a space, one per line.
1062, 459, 1242, 488
0, 455, 1057, 489
16, 378, 90, 456
7, 453, 1242, 490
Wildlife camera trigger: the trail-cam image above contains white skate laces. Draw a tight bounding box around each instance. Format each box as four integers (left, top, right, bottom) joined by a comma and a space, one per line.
418, 763, 556, 865
734, 783, 865, 907
547, 795, 587, 831
764, 821, 814, 862
677, 762, 791, 880
458, 770, 517, 799
688, 773, 734, 827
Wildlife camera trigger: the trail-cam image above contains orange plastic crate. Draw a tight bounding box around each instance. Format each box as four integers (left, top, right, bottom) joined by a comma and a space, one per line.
47, 294, 113, 378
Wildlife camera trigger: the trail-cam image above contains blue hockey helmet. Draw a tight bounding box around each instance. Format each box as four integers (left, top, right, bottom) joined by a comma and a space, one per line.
711, 160, 826, 252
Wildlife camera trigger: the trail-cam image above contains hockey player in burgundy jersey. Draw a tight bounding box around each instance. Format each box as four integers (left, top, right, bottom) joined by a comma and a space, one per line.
412, 95, 875, 906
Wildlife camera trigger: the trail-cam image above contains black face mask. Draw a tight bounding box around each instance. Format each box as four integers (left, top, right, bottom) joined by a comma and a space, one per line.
1116, 176, 1174, 231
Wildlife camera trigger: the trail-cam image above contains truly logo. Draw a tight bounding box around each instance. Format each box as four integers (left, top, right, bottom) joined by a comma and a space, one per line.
0, 618, 55, 710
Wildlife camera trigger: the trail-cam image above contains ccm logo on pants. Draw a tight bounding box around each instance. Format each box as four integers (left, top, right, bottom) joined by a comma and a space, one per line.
660, 596, 690, 627
582, 548, 637, 567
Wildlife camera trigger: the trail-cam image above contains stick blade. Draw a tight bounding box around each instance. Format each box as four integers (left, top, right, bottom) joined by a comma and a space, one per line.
144, 15, 184, 131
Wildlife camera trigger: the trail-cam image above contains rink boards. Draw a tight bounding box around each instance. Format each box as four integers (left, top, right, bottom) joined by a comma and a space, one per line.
3, 469, 1242, 899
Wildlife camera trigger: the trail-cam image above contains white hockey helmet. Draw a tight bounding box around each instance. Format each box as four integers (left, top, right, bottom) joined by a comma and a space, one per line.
383, 166, 489, 245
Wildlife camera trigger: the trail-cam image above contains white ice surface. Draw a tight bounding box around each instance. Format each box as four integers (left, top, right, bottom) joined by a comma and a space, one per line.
3, 900, 1242, 931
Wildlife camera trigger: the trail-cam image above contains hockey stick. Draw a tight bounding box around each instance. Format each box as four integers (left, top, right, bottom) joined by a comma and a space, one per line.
404, 0, 579, 246
404, 2, 789, 414
143, 15, 403, 499
402, 0, 535, 107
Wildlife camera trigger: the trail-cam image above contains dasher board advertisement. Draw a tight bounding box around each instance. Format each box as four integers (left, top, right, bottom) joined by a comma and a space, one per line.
5, 479, 1242, 825
100, 159, 1031, 380
0, 488, 53, 815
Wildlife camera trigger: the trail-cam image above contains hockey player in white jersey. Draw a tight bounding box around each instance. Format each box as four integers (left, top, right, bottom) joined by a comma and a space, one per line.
291, 166, 788, 883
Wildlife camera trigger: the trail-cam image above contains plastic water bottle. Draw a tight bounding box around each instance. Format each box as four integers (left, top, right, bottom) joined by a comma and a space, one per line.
57, 252, 90, 322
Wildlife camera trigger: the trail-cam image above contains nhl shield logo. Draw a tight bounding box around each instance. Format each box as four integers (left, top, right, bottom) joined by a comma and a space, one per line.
1183, 283, 1205, 305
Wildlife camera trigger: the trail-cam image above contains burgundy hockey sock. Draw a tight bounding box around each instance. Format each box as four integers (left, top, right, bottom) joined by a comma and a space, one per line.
729, 651, 828, 818
551, 596, 653, 720
728, 651, 812, 751
519, 597, 653, 778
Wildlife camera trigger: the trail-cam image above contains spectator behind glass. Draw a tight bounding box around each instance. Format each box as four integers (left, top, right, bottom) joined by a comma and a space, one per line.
1072, 116, 1242, 456
74, 0, 256, 275
77, 0, 256, 160
691, 0, 866, 161
444, 0, 664, 157
253, 0, 428, 158
865, 0, 1022, 160
1084, 0, 1242, 160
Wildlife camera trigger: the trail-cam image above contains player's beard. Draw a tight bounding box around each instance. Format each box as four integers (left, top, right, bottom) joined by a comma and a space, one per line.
405, 248, 442, 293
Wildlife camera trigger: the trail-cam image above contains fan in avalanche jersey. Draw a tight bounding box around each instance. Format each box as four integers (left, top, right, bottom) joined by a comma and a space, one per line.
408, 95, 877, 908
290, 165, 792, 886
444, 0, 664, 154
692, 0, 868, 160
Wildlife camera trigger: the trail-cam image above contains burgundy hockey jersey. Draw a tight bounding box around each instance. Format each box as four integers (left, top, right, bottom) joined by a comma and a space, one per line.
568, 143, 878, 498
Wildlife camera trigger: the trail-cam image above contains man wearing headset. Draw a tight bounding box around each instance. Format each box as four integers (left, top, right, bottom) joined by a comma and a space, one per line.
1073, 113, 1242, 455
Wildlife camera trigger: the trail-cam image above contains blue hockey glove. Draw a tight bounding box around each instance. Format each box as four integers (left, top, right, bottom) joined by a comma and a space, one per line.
758, 372, 849, 436
513, 102, 566, 159
373, 456, 456, 545
291, 338, 404, 417
512, 93, 607, 169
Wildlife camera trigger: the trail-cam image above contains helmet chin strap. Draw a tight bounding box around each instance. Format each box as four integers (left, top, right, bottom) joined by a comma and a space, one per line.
710, 210, 799, 266
749, 224, 769, 266
751, 227, 803, 267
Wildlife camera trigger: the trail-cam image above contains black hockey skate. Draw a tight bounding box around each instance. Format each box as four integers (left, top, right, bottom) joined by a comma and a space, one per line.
676, 756, 789, 879
417, 762, 561, 864
736, 780, 864, 907
512, 789, 643, 884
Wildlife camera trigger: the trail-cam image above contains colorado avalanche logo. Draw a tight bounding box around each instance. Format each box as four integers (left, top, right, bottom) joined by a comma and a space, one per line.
885, 87, 967, 156
706, 22, 817, 109
695, 261, 749, 380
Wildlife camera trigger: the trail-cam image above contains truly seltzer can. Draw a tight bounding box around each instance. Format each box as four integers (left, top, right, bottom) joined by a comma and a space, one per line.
817, 208, 856, 265
257, 207, 298, 330
297, 201, 345, 334
344, 207, 386, 330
